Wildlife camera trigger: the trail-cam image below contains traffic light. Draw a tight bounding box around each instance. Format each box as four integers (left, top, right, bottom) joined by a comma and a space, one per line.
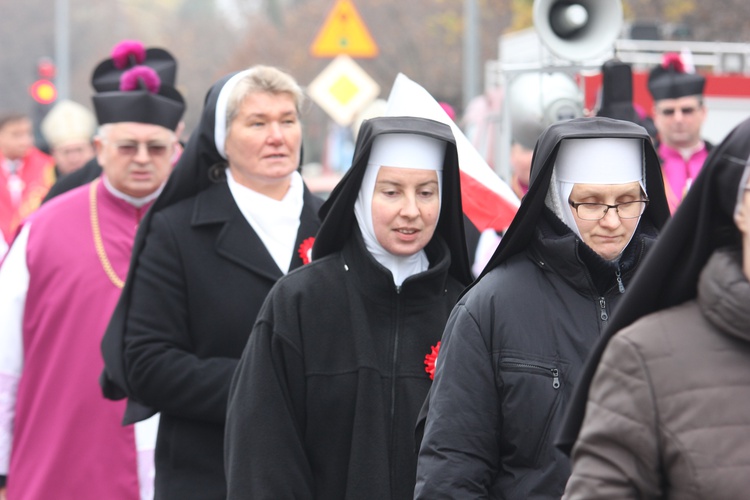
30, 58, 58, 151
30, 58, 57, 104
30, 79, 57, 104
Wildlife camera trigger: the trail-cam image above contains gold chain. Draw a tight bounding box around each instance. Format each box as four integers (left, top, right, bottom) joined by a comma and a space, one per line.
90, 179, 125, 289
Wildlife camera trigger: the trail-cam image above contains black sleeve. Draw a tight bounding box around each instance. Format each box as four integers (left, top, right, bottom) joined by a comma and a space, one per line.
415, 303, 501, 498
225, 291, 314, 499
122, 212, 237, 424
463, 213, 481, 265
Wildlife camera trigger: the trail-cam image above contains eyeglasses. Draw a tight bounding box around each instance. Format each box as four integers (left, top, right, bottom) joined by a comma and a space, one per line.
569, 199, 649, 221
112, 141, 171, 158
657, 106, 700, 117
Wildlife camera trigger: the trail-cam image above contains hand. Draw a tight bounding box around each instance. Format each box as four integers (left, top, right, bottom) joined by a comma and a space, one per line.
0, 486, 6, 500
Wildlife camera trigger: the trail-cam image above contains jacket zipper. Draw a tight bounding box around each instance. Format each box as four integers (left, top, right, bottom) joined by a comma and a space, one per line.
615, 268, 625, 293
599, 297, 609, 321
391, 285, 401, 422
611, 239, 647, 295
389, 285, 402, 489
502, 361, 560, 389
579, 260, 610, 323
573, 241, 621, 320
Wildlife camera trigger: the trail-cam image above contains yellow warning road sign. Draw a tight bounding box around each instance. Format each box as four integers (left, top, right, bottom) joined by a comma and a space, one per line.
310, 0, 379, 58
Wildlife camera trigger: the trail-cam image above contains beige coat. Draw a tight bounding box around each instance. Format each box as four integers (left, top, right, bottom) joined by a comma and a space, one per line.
565, 249, 750, 499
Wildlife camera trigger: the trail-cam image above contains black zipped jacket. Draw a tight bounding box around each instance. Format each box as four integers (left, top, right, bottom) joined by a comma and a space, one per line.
226, 232, 465, 499
415, 213, 657, 498
415, 117, 670, 498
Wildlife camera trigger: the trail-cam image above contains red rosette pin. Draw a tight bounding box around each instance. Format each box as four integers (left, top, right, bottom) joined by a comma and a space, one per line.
297, 237, 315, 265
424, 341, 441, 380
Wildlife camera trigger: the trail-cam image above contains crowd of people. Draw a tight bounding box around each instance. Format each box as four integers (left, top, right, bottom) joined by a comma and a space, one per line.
1, 36, 747, 500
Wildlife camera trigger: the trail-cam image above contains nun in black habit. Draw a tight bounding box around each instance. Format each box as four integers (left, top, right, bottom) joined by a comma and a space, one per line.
560, 116, 750, 498
224, 116, 473, 500
414, 117, 671, 499
100, 66, 324, 500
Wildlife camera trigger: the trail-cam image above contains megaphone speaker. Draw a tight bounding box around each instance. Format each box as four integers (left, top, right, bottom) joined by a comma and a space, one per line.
507, 72, 583, 150
533, 0, 623, 61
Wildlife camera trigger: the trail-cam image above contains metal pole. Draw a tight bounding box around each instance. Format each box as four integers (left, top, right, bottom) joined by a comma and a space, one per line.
463, 0, 480, 110
55, 0, 70, 100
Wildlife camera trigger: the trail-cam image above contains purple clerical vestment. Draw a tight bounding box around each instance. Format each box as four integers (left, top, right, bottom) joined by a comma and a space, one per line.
0, 178, 155, 499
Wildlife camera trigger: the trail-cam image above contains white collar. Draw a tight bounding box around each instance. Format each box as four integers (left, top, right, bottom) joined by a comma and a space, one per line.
102, 175, 164, 208
677, 141, 705, 161
226, 169, 304, 274
2, 158, 22, 175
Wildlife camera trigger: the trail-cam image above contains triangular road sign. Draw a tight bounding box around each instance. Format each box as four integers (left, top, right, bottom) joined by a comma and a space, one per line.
310, 0, 379, 58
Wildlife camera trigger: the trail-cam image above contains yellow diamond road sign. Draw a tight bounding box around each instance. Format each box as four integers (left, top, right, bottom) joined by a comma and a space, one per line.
307, 55, 380, 127
310, 0, 378, 58
330, 76, 358, 106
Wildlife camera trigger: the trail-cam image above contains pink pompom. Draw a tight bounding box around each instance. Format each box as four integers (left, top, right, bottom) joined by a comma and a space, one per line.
662, 52, 685, 73
120, 66, 161, 94
111, 40, 146, 69
439, 102, 456, 121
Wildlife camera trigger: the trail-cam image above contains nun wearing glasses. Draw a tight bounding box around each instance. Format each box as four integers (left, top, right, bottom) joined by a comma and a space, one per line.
561, 116, 750, 499
100, 66, 324, 500
224, 116, 473, 500
415, 117, 670, 499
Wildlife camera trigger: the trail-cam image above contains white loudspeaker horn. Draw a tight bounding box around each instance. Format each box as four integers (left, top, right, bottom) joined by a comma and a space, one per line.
533, 0, 623, 61
507, 72, 583, 149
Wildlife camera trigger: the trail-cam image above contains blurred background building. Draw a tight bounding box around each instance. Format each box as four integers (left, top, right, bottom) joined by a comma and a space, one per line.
2, 0, 750, 178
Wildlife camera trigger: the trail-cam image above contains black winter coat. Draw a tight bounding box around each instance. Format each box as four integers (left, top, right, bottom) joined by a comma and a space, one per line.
415, 117, 670, 499
225, 115, 472, 500
415, 215, 657, 498
225, 231, 465, 499
121, 179, 322, 499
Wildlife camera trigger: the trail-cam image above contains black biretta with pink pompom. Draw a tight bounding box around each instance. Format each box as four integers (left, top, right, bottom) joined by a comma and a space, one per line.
647, 52, 706, 101
91, 39, 185, 131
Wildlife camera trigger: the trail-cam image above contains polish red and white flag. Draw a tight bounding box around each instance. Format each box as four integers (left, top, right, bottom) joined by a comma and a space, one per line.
385, 73, 519, 232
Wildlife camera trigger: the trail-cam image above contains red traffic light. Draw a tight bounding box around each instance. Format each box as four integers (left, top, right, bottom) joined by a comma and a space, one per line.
30, 79, 57, 104
38, 58, 56, 79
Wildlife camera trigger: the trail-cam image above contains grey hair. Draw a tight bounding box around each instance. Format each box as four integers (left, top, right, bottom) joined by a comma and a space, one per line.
95, 124, 112, 140
225, 65, 305, 130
